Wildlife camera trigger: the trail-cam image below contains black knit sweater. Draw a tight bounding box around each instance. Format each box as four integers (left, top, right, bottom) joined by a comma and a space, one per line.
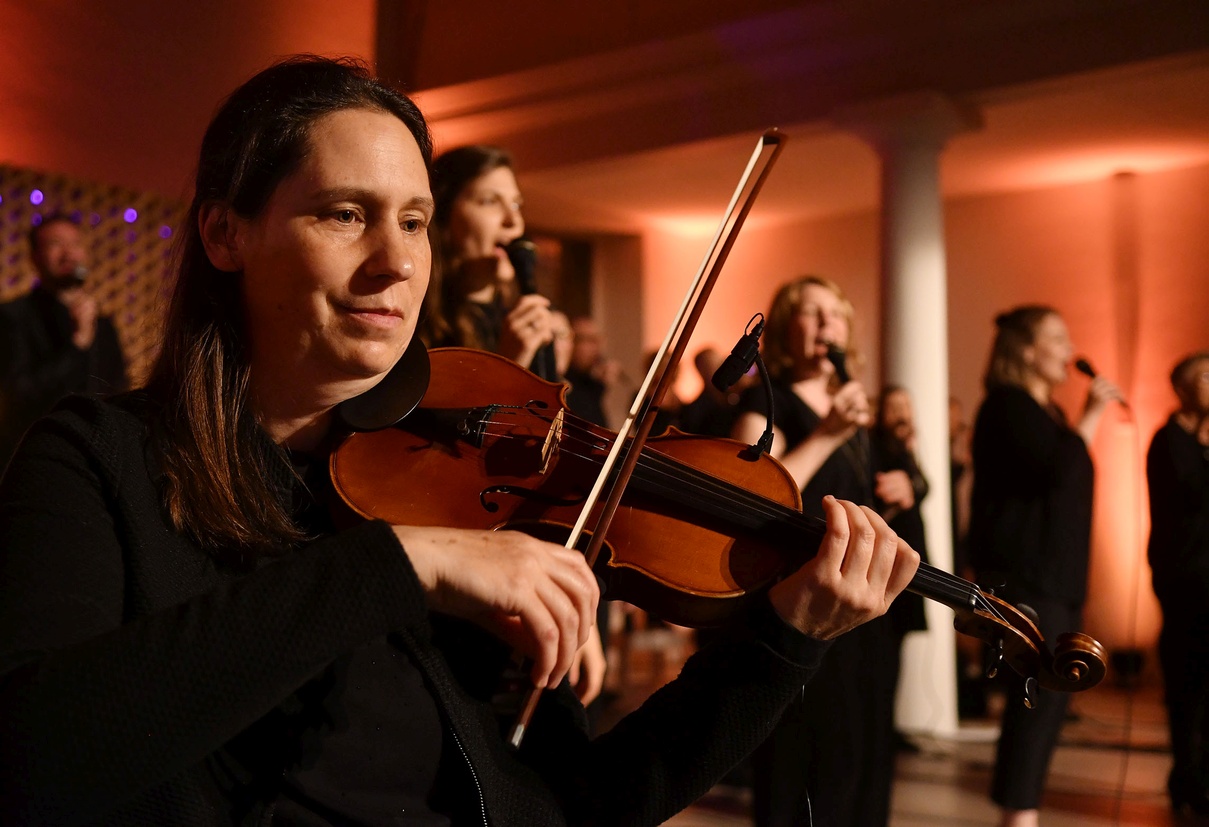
0, 393, 828, 826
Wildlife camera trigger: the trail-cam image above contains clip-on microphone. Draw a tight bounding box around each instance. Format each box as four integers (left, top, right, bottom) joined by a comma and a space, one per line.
713, 314, 774, 459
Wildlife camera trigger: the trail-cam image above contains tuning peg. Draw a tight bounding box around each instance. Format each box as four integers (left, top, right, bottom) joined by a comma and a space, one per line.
984, 638, 1004, 680
1022, 676, 1038, 709
1015, 602, 1040, 626
977, 572, 1006, 595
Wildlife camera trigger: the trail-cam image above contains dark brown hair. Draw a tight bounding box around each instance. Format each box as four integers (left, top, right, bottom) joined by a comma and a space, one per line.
145, 55, 433, 559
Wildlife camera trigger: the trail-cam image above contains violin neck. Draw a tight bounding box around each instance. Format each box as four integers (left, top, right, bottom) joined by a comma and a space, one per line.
622, 446, 986, 616
778, 510, 986, 614
904, 562, 985, 613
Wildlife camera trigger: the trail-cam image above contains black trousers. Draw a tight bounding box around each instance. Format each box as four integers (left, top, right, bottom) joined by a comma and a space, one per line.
1158, 605, 1209, 792
990, 596, 1081, 810
752, 614, 900, 827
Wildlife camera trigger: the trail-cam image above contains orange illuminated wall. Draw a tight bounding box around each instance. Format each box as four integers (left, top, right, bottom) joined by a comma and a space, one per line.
0, 1, 376, 199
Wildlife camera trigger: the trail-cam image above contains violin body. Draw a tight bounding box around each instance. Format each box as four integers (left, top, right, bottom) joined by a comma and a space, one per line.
331, 348, 806, 627
331, 347, 1107, 693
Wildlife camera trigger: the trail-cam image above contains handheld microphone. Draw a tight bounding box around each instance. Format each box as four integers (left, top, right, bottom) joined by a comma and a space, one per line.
712, 318, 764, 392
825, 343, 850, 385
1074, 356, 1130, 411
506, 239, 539, 296
67, 264, 88, 287
505, 238, 557, 381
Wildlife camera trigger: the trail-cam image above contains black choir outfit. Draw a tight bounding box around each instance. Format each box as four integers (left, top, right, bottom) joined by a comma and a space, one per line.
0, 285, 127, 467
869, 430, 930, 638
431, 297, 558, 383
0, 392, 832, 826
739, 382, 901, 827
968, 384, 1094, 810
1147, 414, 1209, 807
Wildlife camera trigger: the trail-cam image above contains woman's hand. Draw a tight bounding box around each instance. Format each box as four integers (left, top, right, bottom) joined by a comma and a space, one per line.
395, 526, 600, 690
500, 294, 555, 369
1077, 374, 1127, 445
1084, 375, 1126, 413
874, 470, 915, 511
767, 496, 919, 640
569, 627, 607, 705
818, 381, 872, 438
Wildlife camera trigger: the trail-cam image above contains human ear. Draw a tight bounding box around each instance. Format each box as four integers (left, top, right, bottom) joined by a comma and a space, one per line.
199, 203, 244, 272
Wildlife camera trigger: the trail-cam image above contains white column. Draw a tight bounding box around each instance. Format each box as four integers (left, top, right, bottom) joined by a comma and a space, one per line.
835, 92, 981, 738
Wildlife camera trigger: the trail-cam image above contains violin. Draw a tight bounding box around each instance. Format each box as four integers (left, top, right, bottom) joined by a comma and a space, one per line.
331, 346, 1107, 701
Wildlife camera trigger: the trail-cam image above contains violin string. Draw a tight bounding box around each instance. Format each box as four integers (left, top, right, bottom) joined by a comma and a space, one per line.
469, 408, 1004, 619
471, 409, 997, 614
471, 418, 999, 620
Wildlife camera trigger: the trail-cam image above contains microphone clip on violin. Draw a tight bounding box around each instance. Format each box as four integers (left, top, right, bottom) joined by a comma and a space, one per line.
715, 314, 776, 460
712, 314, 763, 392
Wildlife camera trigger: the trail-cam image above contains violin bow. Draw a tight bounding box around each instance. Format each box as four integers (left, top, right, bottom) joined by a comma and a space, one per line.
508, 129, 786, 747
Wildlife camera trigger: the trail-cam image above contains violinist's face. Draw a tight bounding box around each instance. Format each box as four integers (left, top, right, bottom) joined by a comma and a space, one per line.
234, 107, 433, 398
789, 283, 850, 366
447, 166, 525, 282
1023, 313, 1073, 390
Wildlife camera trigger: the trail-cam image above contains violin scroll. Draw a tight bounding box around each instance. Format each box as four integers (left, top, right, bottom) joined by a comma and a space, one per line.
1049, 632, 1108, 691
949, 591, 1106, 694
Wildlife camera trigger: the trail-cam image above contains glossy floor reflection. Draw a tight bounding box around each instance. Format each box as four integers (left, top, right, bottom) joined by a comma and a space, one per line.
600, 630, 1201, 826
663, 684, 1197, 826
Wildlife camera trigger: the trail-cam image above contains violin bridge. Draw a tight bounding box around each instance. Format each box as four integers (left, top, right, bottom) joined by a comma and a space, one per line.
539, 409, 565, 474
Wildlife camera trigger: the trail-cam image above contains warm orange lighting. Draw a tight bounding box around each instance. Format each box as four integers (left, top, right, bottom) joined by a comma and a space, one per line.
977, 144, 1209, 193
646, 215, 726, 237
1085, 417, 1162, 656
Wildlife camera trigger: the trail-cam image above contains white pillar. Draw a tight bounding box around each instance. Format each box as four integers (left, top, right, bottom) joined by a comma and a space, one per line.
835, 92, 981, 738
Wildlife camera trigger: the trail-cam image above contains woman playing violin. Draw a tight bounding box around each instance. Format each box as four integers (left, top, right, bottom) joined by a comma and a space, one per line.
0, 57, 918, 826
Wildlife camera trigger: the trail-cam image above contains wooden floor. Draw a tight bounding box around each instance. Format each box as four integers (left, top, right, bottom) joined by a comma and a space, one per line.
599, 625, 1204, 826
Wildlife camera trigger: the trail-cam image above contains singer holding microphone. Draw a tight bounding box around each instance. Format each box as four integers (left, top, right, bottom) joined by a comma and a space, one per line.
0, 213, 128, 468
730, 275, 912, 827
418, 144, 607, 706
420, 145, 557, 380
968, 305, 1123, 827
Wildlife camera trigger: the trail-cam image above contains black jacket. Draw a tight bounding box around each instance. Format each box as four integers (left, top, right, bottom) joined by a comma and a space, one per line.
969, 385, 1094, 604
1147, 415, 1209, 608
